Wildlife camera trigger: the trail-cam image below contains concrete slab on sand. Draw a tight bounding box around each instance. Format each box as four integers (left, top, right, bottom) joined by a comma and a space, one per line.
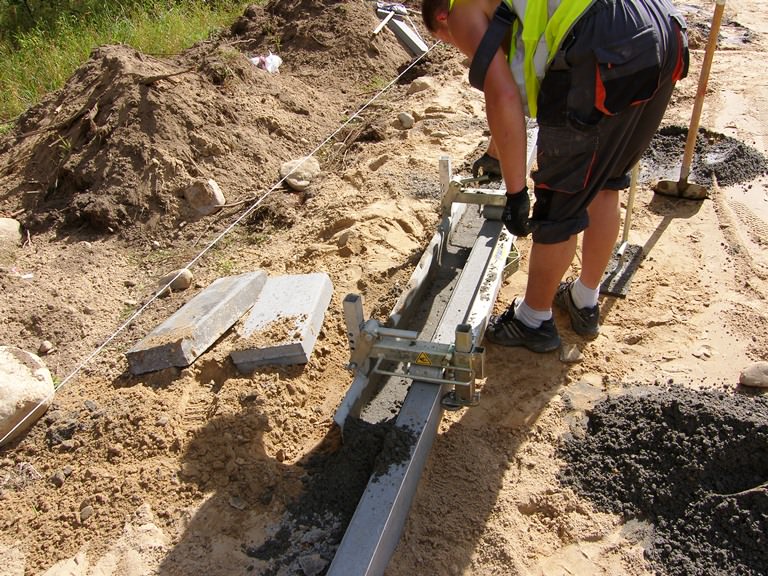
126, 271, 267, 375
230, 273, 333, 372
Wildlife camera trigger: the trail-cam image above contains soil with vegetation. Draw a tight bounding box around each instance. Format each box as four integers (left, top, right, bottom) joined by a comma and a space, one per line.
1, 1, 768, 575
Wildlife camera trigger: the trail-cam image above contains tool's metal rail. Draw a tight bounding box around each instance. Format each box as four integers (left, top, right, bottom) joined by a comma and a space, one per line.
329, 125, 537, 575
328, 220, 511, 576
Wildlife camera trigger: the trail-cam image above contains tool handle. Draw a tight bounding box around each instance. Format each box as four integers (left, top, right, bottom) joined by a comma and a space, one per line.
373, 10, 395, 35
679, 0, 726, 183
622, 163, 639, 244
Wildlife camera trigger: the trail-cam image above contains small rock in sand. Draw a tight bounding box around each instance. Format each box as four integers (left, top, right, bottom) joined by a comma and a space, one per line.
38, 340, 55, 355
398, 112, 415, 129
184, 178, 226, 216
280, 157, 321, 191
158, 268, 193, 293
739, 361, 768, 388
560, 344, 583, 363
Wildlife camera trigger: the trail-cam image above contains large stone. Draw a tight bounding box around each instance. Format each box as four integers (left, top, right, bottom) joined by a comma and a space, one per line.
158, 268, 193, 293
0, 346, 55, 447
0, 218, 22, 245
280, 157, 321, 191
126, 271, 267, 375
740, 361, 768, 388
184, 178, 226, 216
230, 273, 333, 371
0, 218, 23, 264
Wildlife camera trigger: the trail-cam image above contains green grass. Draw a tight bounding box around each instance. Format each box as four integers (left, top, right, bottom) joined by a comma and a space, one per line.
0, 2, 247, 122
216, 257, 237, 276
363, 75, 387, 92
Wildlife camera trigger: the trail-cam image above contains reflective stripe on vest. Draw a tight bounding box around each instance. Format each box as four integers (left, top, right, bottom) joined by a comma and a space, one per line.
509, 0, 594, 117
450, 0, 594, 117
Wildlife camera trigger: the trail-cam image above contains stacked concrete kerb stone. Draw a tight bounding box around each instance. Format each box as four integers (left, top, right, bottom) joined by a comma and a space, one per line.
125, 271, 334, 376
126, 271, 268, 375
230, 273, 334, 372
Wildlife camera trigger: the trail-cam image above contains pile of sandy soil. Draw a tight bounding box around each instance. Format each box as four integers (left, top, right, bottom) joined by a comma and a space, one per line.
1, 0, 767, 574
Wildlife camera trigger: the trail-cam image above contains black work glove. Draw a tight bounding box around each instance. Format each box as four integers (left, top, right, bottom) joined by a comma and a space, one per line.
502, 187, 531, 237
472, 152, 502, 179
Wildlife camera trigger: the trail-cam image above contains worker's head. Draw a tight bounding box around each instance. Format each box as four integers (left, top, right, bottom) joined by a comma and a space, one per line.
422, 0, 452, 41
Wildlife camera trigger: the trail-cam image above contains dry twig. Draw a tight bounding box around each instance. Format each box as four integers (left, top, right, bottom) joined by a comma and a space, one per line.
706, 481, 768, 501
138, 67, 196, 86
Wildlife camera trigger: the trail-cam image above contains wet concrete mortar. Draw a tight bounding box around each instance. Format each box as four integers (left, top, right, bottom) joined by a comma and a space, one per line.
559, 385, 768, 576
245, 418, 416, 575
642, 125, 768, 186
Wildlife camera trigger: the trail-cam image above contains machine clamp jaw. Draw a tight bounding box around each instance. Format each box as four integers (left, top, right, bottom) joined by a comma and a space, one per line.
440, 176, 507, 222
343, 293, 484, 410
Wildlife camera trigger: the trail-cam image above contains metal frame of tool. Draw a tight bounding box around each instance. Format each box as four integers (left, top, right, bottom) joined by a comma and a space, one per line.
341, 167, 517, 414
344, 294, 484, 410
329, 158, 515, 575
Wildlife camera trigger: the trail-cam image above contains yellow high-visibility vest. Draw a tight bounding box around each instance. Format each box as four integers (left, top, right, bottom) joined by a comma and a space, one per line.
449, 0, 594, 117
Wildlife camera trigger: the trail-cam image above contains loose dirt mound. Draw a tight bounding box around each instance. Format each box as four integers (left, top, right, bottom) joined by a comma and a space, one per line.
0, 2, 443, 573
0, 0, 411, 238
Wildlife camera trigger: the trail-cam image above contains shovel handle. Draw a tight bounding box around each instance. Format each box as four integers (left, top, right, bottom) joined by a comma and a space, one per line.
622, 162, 639, 244
679, 0, 725, 183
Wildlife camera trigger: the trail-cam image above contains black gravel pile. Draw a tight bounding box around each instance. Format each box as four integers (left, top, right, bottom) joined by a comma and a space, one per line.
559, 386, 768, 576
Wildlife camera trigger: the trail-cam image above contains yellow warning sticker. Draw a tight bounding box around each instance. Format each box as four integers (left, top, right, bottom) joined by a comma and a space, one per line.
415, 352, 432, 366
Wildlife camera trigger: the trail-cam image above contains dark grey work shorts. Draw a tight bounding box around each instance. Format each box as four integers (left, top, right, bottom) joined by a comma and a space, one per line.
529, 0, 689, 244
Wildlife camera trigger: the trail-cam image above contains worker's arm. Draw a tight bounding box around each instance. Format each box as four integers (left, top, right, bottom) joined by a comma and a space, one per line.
447, 3, 528, 193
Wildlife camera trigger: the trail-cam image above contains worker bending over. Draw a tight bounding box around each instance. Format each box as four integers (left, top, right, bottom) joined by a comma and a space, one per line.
422, 0, 689, 352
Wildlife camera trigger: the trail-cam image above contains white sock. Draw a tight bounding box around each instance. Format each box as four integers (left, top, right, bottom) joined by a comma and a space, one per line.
514, 299, 552, 329
571, 278, 599, 309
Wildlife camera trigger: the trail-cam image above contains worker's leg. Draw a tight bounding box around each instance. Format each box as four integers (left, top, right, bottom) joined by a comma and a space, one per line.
484, 233, 575, 353
551, 188, 620, 338
580, 188, 620, 289
524, 235, 578, 311
487, 137, 498, 159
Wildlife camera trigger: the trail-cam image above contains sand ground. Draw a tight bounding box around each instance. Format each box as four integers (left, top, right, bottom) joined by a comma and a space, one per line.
1, 0, 767, 574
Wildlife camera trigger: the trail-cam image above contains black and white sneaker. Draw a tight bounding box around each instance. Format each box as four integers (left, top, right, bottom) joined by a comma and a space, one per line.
554, 280, 600, 338
486, 300, 561, 353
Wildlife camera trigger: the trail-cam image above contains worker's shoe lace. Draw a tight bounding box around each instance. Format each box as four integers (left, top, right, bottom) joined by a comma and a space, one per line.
486, 299, 561, 353
554, 281, 600, 338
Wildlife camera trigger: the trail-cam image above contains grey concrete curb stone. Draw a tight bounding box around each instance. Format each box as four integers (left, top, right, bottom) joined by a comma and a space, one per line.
126, 271, 267, 375
230, 273, 333, 372
376, 9, 428, 57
